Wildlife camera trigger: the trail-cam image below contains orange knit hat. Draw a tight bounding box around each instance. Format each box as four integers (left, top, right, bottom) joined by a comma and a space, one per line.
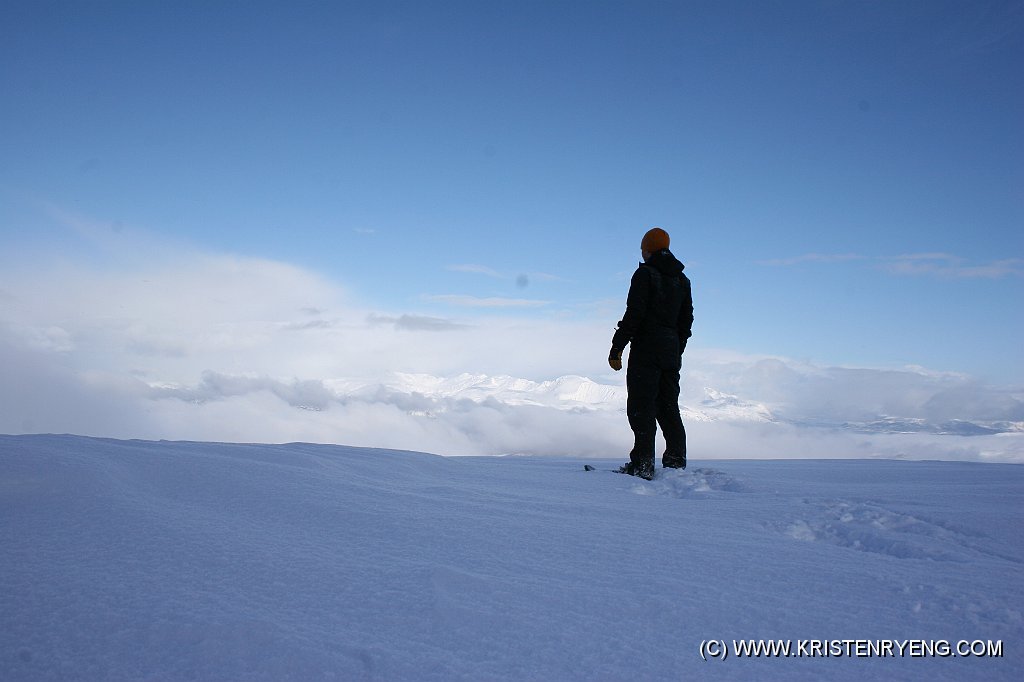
641, 227, 670, 253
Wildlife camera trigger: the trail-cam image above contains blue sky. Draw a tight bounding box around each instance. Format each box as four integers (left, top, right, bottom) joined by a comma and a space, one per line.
1, 0, 1022, 399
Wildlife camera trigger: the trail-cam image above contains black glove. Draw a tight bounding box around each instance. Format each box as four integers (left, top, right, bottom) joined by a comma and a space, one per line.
608, 347, 623, 371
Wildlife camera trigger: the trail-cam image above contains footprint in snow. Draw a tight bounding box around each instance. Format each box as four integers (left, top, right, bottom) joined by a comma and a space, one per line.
782, 499, 1024, 564
631, 467, 748, 498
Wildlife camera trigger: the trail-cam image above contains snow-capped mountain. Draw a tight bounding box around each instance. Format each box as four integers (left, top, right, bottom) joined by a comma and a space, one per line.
691, 387, 775, 423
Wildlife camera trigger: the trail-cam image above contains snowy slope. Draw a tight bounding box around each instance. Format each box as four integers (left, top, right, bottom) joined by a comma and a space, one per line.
1, 435, 1021, 681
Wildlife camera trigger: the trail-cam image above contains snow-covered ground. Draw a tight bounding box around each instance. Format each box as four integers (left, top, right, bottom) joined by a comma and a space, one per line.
2, 434, 1021, 681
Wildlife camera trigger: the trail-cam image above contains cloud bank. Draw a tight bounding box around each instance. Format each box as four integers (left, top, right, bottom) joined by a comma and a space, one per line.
761, 252, 1024, 279
1, 250, 1020, 462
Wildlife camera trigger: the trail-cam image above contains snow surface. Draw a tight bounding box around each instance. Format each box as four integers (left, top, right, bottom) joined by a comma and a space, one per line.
2, 434, 1022, 681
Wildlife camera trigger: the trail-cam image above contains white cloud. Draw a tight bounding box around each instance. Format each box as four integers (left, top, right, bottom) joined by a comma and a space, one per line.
366, 313, 469, 332
1, 248, 1020, 462
525, 271, 565, 282
881, 254, 1024, 279
758, 253, 865, 267
760, 251, 1024, 279
423, 294, 550, 308
446, 264, 503, 278
681, 354, 1024, 425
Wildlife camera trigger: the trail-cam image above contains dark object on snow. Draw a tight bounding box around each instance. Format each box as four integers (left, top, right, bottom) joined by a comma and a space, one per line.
609, 229, 693, 474
618, 460, 655, 481
582, 463, 656, 480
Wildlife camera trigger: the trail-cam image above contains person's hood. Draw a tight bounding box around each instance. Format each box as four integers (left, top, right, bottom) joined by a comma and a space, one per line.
642, 249, 685, 277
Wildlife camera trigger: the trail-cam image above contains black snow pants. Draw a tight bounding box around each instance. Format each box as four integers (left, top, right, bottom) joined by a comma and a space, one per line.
626, 335, 686, 468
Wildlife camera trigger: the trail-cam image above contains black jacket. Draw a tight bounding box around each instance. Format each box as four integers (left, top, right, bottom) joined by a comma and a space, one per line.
611, 249, 693, 354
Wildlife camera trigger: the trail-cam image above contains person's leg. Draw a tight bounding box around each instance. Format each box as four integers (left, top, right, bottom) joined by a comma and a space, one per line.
626, 351, 659, 473
656, 364, 686, 469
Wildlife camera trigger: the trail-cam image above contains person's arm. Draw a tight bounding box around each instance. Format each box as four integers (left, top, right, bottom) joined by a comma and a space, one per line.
678, 274, 693, 352
610, 267, 650, 357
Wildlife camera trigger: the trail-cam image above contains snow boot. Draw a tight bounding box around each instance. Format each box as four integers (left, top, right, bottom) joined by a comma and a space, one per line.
618, 460, 655, 480
662, 455, 686, 470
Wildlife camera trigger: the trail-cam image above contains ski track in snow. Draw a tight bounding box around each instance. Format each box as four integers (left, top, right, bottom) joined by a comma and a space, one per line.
1, 435, 1022, 681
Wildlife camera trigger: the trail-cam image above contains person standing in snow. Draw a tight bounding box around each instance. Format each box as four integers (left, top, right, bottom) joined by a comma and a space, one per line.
608, 227, 693, 480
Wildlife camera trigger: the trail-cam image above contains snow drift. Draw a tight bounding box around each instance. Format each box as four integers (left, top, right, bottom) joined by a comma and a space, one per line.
1, 434, 1021, 680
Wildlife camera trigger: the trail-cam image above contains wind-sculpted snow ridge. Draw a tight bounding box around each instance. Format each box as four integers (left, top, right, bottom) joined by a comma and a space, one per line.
3, 435, 1022, 681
